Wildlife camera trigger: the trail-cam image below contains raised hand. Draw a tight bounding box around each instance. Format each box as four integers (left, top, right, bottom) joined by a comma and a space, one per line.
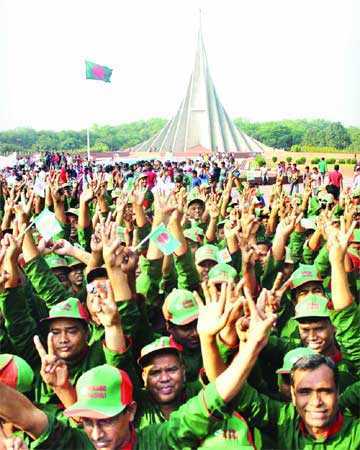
276, 209, 303, 238
80, 186, 95, 204
20, 190, 34, 218
153, 191, 177, 222
90, 280, 120, 328
117, 246, 138, 274
218, 280, 246, 348
327, 218, 356, 263
257, 272, 291, 315
90, 224, 103, 254
207, 194, 220, 219
100, 220, 123, 268
236, 293, 277, 351
130, 185, 147, 207
34, 334, 69, 389
194, 282, 233, 339
50, 175, 65, 204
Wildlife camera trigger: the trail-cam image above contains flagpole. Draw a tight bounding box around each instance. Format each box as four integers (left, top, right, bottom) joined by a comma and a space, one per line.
86, 126, 91, 161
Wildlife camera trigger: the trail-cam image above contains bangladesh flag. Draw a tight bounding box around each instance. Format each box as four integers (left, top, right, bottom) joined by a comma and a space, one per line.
85, 60, 112, 82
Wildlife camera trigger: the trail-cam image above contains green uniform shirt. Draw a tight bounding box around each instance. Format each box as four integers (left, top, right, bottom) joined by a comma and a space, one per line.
174, 248, 200, 292
330, 303, 360, 376
339, 381, 360, 418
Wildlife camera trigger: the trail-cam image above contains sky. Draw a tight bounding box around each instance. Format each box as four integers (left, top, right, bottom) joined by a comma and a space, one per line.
1, 0, 359, 132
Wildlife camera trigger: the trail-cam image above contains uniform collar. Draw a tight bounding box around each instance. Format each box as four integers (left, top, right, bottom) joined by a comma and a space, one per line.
299, 411, 344, 441
330, 348, 342, 364
121, 425, 137, 450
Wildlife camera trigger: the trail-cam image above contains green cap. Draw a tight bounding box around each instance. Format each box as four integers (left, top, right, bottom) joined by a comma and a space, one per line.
43, 297, 90, 322
64, 365, 133, 419
217, 220, 227, 229
350, 229, 360, 243
187, 190, 205, 207
290, 264, 322, 290
45, 254, 69, 270
65, 208, 79, 217
351, 187, 360, 198
195, 244, 219, 265
138, 336, 183, 367
300, 218, 317, 230
318, 192, 334, 203
208, 263, 237, 283
111, 188, 122, 198
294, 294, 330, 320
66, 256, 86, 268
162, 289, 199, 325
184, 226, 204, 243
276, 347, 316, 374
0, 354, 34, 393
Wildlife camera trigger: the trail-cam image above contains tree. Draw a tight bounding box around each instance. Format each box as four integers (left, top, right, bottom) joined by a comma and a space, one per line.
324, 122, 351, 149
347, 127, 360, 152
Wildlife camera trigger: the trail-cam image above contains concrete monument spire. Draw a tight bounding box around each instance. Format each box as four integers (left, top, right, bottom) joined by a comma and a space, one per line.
133, 14, 264, 156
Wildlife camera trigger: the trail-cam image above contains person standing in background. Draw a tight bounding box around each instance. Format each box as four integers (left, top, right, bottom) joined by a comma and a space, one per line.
318, 157, 327, 184
328, 164, 343, 197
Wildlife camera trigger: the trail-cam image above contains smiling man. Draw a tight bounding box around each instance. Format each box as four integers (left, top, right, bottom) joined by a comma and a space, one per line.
260, 294, 357, 394
132, 336, 200, 429
234, 353, 360, 449
290, 355, 340, 438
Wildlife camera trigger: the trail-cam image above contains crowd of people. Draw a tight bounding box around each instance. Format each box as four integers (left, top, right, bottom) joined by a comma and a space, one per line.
0, 152, 358, 449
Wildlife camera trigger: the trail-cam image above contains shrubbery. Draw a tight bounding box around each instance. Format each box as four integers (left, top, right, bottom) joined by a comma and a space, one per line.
255, 155, 266, 167
311, 158, 320, 164
290, 145, 343, 153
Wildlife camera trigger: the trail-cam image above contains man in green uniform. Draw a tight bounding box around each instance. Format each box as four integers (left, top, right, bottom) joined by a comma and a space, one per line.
234, 353, 360, 449
262, 294, 357, 393
0, 298, 278, 450
162, 288, 201, 382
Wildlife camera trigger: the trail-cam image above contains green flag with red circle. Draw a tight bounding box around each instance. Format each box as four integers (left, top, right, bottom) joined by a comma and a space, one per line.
85, 60, 112, 83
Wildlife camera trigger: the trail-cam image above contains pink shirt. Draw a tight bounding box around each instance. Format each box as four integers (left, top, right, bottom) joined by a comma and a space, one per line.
146, 170, 157, 188
328, 170, 343, 188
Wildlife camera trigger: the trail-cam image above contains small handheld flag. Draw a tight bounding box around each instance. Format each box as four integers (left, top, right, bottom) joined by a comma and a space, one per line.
85, 60, 112, 83
149, 223, 181, 255
33, 209, 63, 241
134, 223, 180, 255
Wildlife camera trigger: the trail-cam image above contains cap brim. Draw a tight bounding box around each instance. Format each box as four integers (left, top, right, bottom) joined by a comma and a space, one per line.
170, 313, 199, 326
69, 262, 86, 269
291, 278, 323, 290
40, 315, 89, 323
50, 265, 70, 271
196, 257, 218, 265
138, 347, 181, 367
276, 369, 290, 374
64, 403, 126, 419
294, 313, 330, 321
